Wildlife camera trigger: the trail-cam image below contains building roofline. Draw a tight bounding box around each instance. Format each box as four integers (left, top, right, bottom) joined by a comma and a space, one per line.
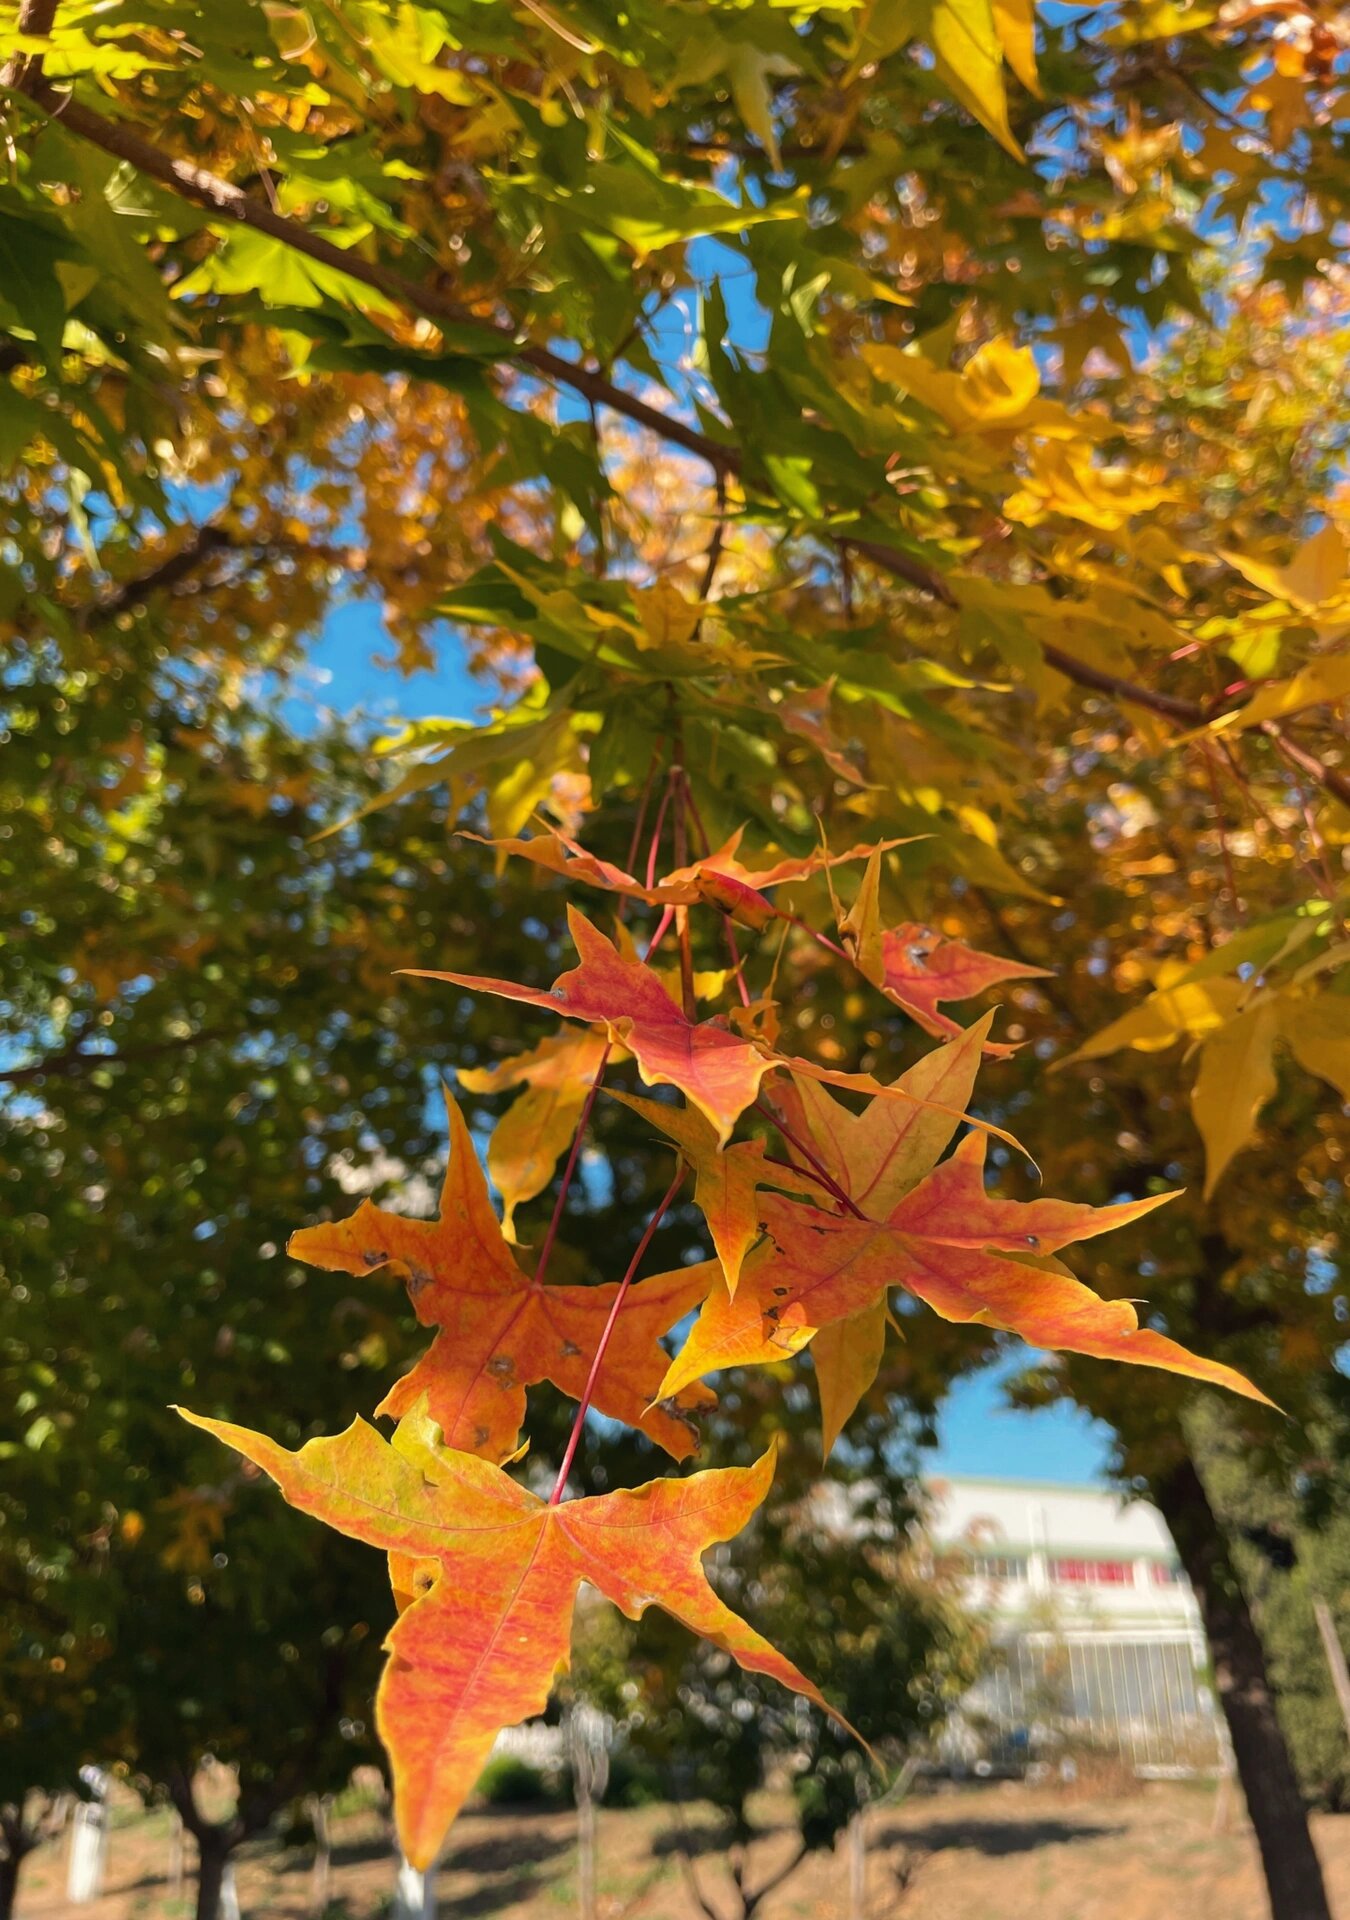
922, 1472, 1135, 1497
939, 1540, 1177, 1562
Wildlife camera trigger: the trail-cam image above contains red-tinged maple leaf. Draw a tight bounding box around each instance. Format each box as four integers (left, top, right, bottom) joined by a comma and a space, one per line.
176, 1405, 838, 1869
463, 825, 905, 931
768, 1014, 992, 1218
666, 828, 912, 930
289, 1089, 714, 1461
404, 906, 778, 1144
606, 1090, 814, 1296
660, 1132, 1271, 1427
406, 912, 1020, 1158
765, 1017, 991, 1447
779, 1051, 1026, 1162
839, 851, 1049, 1046
457, 1027, 619, 1239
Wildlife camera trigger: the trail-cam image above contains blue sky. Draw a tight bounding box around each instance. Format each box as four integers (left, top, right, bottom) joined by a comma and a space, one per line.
927, 1358, 1113, 1482
281, 599, 487, 732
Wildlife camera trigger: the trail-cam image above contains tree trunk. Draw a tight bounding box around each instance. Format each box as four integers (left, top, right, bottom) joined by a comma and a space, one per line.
1152, 1452, 1333, 1920
0, 1812, 36, 1920
0, 1851, 22, 1920
193, 1825, 234, 1920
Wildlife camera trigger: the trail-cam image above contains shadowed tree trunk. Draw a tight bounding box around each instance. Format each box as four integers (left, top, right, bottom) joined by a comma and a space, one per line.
168, 1773, 257, 1920
193, 1827, 231, 1920
0, 1845, 25, 1920
0, 1795, 66, 1920
1152, 1453, 1333, 1920
0, 1857, 20, 1920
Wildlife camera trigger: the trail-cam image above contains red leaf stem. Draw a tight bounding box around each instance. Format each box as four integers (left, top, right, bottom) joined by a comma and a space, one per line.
549, 1161, 689, 1504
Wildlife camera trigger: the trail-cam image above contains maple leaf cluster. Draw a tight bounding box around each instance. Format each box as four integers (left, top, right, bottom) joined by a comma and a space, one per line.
182, 806, 1267, 1868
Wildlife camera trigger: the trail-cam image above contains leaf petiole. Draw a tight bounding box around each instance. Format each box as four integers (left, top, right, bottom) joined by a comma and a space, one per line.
549, 1161, 688, 1505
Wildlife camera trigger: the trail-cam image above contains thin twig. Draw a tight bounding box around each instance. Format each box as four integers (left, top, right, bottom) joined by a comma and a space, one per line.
645, 772, 677, 892
644, 903, 675, 961
624, 735, 666, 878
529, 1041, 612, 1293
1216, 736, 1337, 904
679, 770, 752, 1008
697, 472, 728, 603
784, 911, 852, 964
1198, 744, 1241, 923
548, 1161, 686, 1504
77, 521, 235, 627
0, 1025, 232, 1086
753, 1096, 865, 1219
669, 766, 698, 1021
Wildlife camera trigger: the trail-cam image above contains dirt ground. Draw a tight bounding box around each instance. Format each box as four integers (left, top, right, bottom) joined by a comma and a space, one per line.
15, 1777, 1350, 1919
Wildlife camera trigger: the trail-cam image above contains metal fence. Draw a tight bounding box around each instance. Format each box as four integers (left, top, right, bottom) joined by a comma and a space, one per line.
944, 1632, 1228, 1777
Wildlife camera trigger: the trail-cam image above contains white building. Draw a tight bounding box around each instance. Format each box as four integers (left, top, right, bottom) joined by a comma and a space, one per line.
924, 1476, 1225, 1775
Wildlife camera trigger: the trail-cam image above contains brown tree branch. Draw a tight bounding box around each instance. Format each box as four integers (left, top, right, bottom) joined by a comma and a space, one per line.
1040, 642, 1204, 726
858, 539, 1350, 808
1260, 722, 1350, 813
0, 1026, 231, 1088
10, 78, 739, 476
836, 535, 956, 608
10, 65, 1350, 816
1, 0, 59, 92
77, 521, 235, 626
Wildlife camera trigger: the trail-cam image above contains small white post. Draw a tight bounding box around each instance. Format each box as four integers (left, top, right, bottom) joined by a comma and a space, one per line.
66, 1767, 110, 1905
220, 1858, 242, 1920
393, 1854, 437, 1919
566, 1703, 611, 1920
846, 1809, 867, 1920
307, 1794, 334, 1916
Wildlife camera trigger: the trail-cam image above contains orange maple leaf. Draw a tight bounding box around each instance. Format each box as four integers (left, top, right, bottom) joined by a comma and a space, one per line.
840, 851, 1049, 1046
767, 1016, 992, 1447
290, 1090, 715, 1462
464, 825, 903, 930
176, 1407, 837, 1868
607, 1089, 814, 1296
457, 1026, 619, 1239
662, 1132, 1270, 1427
405, 908, 1011, 1156
769, 1014, 992, 1218
405, 907, 777, 1144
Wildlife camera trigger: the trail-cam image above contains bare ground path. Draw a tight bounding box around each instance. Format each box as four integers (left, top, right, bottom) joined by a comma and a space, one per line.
15, 1779, 1350, 1918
